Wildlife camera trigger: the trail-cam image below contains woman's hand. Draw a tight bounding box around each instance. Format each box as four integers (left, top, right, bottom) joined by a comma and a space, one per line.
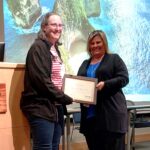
83, 104, 90, 107
96, 81, 105, 91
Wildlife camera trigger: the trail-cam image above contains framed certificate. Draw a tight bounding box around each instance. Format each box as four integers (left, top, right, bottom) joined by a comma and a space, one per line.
62, 74, 98, 104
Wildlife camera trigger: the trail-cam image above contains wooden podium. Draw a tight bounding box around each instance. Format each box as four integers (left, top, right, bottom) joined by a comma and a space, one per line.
0, 62, 30, 150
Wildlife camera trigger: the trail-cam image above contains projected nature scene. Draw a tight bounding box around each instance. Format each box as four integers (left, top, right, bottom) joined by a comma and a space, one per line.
3, 0, 150, 99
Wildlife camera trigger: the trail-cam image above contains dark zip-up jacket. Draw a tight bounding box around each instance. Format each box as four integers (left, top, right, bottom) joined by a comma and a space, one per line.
77, 53, 129, 134
20, 38, 72, 122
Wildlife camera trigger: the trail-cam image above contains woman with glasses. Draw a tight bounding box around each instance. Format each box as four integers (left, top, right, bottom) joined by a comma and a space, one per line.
20, 12, 73, 150
77, 30, 129, 150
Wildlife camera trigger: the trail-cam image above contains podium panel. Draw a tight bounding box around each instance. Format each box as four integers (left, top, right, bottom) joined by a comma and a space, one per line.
0, 62, 30, 150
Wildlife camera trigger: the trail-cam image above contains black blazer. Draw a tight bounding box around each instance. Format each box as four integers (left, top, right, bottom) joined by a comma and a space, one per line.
20, 38, 72, 122
77, 53, 129, 134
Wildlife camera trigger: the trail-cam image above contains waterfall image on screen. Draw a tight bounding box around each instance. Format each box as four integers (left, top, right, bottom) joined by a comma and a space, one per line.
3, 0, 150, 100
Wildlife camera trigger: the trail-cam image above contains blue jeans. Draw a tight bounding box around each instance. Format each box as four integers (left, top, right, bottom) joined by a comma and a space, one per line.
28, 116, 62, 150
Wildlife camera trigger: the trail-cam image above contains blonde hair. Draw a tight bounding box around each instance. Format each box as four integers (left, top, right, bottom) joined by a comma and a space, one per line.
87, 30, 109, 56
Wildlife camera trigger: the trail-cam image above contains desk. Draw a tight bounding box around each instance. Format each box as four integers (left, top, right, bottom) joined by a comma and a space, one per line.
127, 105, 150, 150
62, 107, 80, 150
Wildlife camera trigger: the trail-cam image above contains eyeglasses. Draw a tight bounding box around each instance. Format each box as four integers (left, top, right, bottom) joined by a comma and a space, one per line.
88, 30, 104, 40
48, 23, 64, 28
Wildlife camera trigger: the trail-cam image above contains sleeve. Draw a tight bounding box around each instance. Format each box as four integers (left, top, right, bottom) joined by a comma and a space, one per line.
103, 54, 129, 91
26, 43, 73, 105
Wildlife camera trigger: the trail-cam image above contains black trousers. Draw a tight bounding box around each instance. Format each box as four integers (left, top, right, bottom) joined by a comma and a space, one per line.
84, 118, 126, 150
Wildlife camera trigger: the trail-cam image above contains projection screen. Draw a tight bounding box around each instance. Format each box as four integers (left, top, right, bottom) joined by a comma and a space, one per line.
3, 0, 150, 101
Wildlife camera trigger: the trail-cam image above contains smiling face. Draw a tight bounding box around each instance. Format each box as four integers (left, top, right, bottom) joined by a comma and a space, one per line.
89, 35, 106, 59
44, 14, 63, 44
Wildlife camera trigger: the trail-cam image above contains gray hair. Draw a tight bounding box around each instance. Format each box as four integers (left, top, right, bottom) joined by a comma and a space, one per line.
37, 12, 60, 40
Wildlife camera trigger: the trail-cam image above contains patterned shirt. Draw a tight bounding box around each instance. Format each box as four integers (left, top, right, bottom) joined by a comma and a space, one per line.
50, 46, 65, 90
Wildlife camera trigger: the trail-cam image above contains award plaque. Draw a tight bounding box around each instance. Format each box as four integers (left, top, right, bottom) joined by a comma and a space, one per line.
62, 74, 98, 104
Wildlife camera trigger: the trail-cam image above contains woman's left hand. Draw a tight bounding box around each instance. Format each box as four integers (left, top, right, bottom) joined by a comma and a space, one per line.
96, 81, 105, 91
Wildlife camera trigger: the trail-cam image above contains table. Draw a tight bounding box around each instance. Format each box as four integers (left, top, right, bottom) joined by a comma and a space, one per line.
63, 104, 150, 150
62, 107, 80, 150
127, 104, 150, 150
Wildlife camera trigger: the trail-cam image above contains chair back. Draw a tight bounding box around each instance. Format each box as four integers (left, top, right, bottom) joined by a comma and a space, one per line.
73, 112, 81, 124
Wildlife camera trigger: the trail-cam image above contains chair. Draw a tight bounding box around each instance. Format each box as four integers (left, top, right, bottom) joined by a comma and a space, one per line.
127, 100, 136, 149
127, 100, 150, 150
70, 112, 81, 141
